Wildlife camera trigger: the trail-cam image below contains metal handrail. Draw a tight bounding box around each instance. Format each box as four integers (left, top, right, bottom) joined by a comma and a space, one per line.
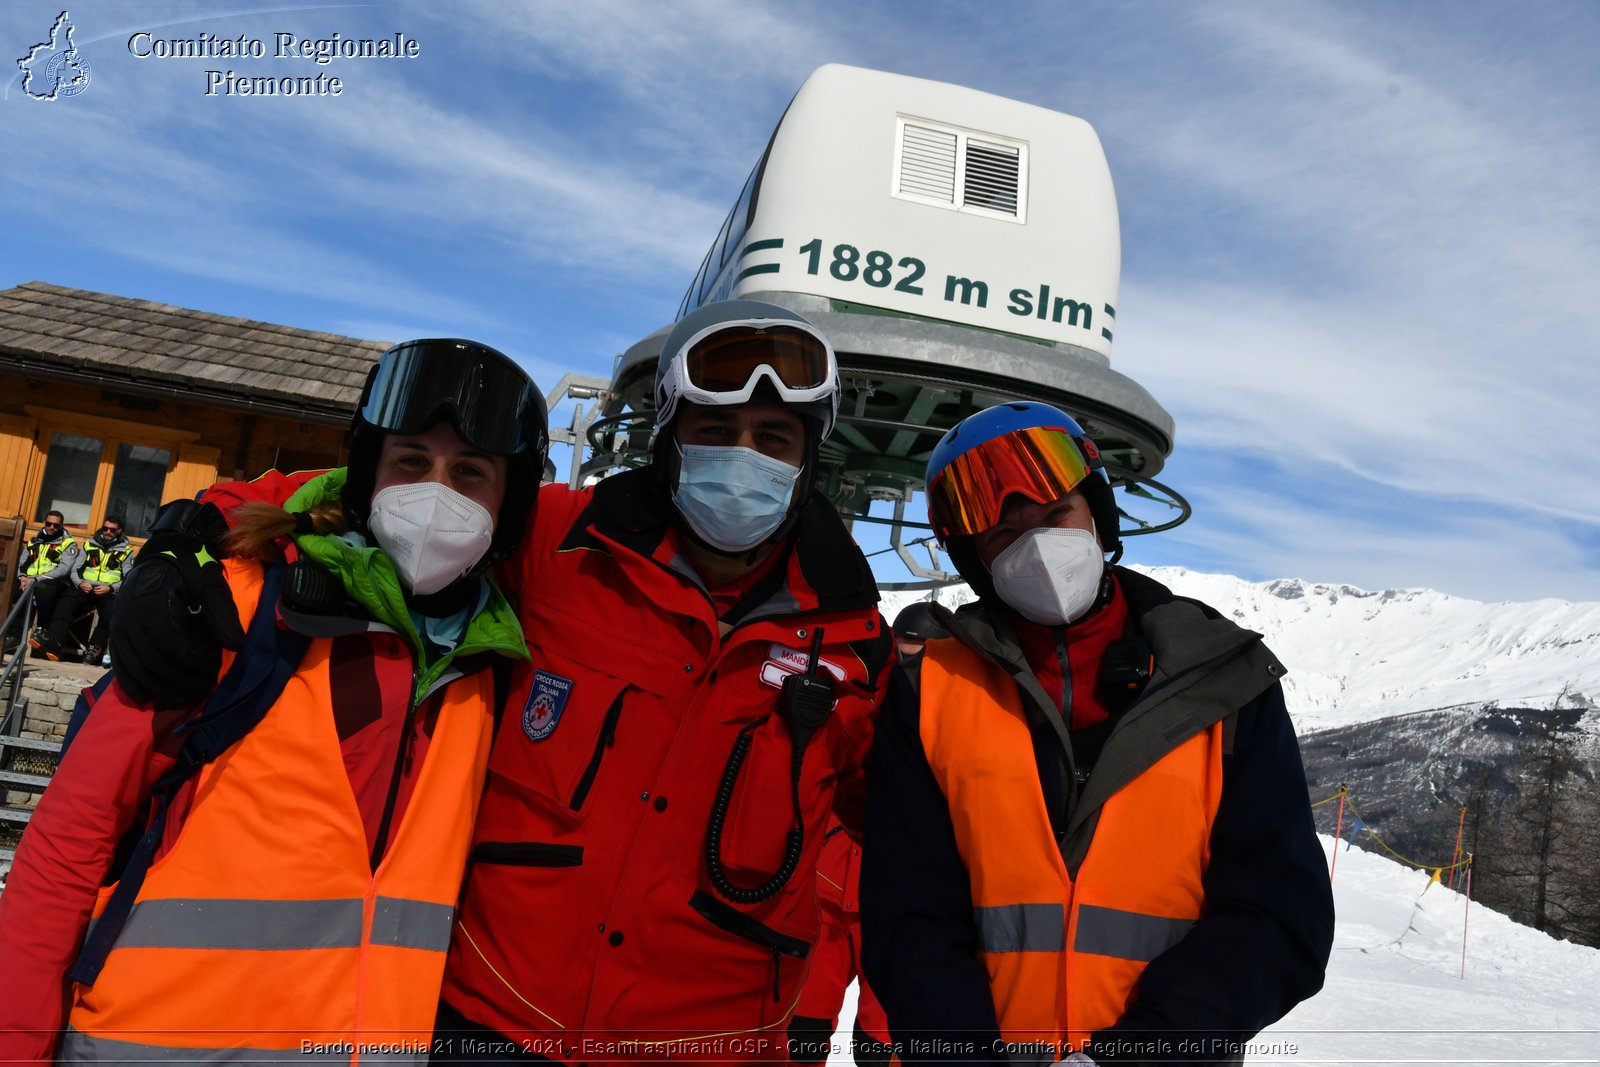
0, 587, 37, 736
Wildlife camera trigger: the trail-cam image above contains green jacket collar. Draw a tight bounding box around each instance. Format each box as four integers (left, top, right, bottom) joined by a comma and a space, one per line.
284, 469, 528, 695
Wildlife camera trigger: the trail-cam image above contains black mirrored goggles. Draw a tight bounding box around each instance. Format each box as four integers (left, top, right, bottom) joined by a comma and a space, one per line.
358, 339, 541, 456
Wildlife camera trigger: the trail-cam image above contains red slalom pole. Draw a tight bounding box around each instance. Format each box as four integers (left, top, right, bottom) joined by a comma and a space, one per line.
1460, 853, 1474, 979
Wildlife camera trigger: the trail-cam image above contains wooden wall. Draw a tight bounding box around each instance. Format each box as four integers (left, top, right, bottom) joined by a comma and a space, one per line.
0, 371, 349, 596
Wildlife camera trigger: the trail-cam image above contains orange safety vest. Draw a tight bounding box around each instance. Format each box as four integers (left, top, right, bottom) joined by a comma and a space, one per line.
62, 559, 495, 1064
918, 636, 1224, 1062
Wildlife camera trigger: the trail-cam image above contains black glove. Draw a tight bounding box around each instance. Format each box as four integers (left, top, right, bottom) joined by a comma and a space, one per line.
110, 500, 246, 708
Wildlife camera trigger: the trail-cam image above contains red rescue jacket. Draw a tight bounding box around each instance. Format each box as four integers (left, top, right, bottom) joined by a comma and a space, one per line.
793, 821, 888, 1047
442, 470, 891, 1062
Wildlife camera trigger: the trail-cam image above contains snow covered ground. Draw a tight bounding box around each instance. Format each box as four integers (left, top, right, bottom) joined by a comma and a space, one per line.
824, 836, 1600, 1065
1264, 837, 1599, 1065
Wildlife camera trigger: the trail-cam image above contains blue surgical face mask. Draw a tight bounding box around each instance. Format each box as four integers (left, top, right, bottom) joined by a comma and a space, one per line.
672, 444, 802, 553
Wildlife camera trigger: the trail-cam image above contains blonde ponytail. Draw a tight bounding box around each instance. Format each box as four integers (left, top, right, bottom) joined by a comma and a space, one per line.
227, 501, 349, 562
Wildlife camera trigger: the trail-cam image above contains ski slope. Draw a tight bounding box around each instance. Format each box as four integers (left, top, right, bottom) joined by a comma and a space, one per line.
825, 836, 1599, 1065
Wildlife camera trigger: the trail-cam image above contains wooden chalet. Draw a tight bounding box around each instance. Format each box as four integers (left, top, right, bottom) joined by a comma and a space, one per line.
0, 281, 387, 616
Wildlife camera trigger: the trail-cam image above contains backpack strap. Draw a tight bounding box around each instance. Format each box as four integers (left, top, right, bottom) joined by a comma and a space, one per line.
61, 672, 115, 755
490, 655, 514, 734
69, 563, 312, 986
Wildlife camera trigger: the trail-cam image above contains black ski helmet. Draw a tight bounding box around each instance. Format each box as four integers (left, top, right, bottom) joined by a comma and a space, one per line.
344, 338, 549, 570
892, 601, 949, 643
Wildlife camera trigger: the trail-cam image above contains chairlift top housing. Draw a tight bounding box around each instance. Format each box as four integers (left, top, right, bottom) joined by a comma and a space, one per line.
578, 65, 1188, 560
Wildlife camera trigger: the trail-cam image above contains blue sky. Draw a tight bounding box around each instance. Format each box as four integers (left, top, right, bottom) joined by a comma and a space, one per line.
3, 1, 1596, 604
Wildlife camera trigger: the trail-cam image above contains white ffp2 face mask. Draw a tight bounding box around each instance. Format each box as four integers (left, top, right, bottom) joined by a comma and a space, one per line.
989, 526, 1104, 626
367, 482, 495, 596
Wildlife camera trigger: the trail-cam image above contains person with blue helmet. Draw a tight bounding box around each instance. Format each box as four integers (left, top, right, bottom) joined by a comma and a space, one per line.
859, 402, 1332, 1065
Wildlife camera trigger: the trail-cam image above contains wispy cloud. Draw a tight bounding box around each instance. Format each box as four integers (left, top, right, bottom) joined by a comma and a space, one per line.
1083, 2, 1600, 593
295, 71, 725, 279
5, 0, 1596, 602
1122, 283, 1600, 525
1136, 446, 1600, 603
430, 0, 853, 180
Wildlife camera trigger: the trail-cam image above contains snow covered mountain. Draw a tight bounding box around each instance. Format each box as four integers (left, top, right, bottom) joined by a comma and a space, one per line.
882, 567, 1600, 733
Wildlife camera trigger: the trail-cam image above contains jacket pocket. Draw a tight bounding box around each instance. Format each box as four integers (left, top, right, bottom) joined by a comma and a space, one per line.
568, 688, 626, 811
488, 598, 673, 824
689, 889, 810, 959
487, 659, 627, 826
710, 710, 836, 884
690, 889, 812, 1011
469, 841, 584, 868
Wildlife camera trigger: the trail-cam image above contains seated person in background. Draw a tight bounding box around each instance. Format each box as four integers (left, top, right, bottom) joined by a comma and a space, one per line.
7, 510, 80, 653
31, 515, 130, 664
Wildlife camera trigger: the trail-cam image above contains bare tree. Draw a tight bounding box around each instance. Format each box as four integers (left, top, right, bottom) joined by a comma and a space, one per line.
1462, 689, 1600, 944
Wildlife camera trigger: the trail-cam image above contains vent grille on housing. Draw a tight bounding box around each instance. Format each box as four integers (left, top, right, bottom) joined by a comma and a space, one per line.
897, 124, 958, 202
963, 139, 1020, 215
894, 118, 1026, 220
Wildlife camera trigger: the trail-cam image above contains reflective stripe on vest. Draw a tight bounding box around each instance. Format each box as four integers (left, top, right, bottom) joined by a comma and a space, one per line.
81, 896, 454, 952
66, 558, 494, 1062
1073, 903, 1194, 962
371, 896, 457, 951
976, 902, 1066, 953
973, 898, 1208, 967
82, 545, 129, 584
919, 635, 1223, 1054
59, 1030, 428, 1065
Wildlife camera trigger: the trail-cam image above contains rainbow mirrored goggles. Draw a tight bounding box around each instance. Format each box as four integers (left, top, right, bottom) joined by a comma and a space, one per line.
927, 425, 1102, 539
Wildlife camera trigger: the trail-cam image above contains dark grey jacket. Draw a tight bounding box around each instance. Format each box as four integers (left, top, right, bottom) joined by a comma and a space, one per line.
860, 567, 1334, 1065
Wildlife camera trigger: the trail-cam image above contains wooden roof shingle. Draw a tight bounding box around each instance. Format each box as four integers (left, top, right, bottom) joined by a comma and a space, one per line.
0, 281, 390, 423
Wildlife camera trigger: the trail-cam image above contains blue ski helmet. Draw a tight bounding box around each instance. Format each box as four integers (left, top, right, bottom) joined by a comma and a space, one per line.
925, 402, 1120, 589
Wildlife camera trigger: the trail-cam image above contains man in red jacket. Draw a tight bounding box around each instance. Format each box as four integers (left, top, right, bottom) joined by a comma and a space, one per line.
435, 299, 890, 1062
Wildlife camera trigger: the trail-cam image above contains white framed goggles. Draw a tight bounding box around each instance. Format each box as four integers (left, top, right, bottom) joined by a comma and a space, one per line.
657, 318, 839, 427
